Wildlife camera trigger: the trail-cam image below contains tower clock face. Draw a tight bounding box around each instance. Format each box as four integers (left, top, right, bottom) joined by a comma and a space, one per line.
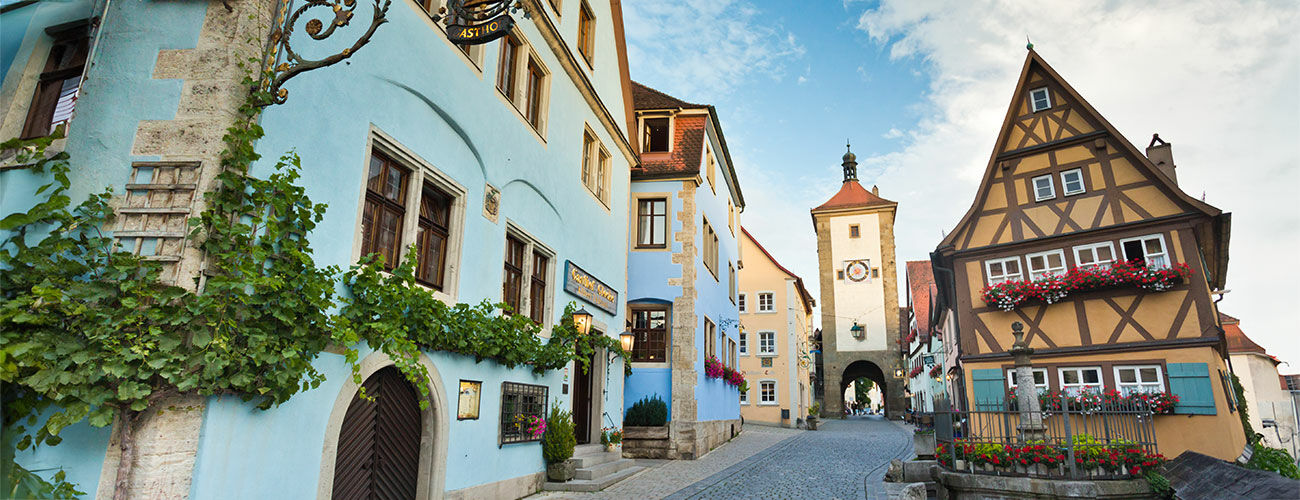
846, 261, 869, 282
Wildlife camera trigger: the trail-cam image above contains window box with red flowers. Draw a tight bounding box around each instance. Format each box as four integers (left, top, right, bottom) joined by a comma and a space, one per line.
929, 365, 941, 379
981, 261, 1194, 311
909, 365, 924, 378
1002, 388, 1179, 415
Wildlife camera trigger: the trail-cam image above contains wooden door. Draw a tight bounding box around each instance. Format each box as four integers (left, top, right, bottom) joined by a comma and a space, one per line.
572, 350, 596, 445
333, 366, 423, 500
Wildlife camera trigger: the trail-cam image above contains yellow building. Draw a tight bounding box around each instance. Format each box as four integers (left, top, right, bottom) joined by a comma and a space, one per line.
738, 227, 816, 427
932, 49, 1244, 461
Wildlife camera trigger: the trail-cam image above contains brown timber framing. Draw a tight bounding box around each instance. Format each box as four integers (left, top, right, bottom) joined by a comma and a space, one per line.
961, 337, 1221, 362
938, 50, 1223, 255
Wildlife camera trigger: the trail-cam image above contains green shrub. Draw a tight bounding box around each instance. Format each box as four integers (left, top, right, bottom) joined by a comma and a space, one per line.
1143, 469, 1174, 499
625, 395, 668, 426
1245, 443, 1300, 479
541, 405, 575, 464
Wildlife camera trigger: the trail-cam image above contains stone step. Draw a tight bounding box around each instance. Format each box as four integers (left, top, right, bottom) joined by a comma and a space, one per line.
542, 465, 644, 492
571, 449, 622, 468
575, 458, 636, 480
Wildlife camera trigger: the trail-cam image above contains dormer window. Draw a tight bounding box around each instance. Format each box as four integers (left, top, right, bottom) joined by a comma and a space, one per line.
1030, 87, 1051, 112
643, 117, 670, 152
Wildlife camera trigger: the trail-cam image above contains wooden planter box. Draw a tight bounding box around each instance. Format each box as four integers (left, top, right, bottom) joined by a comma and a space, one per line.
622, 425, 669, 459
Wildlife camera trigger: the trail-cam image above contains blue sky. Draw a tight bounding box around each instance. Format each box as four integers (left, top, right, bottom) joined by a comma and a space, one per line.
622, 0, 1300, 370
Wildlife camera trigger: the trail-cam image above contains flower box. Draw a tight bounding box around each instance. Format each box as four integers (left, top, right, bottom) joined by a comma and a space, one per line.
981, 261, 1193, 311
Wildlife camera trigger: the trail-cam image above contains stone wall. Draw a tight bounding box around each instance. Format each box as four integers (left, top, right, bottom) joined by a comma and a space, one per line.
97, 1, 275, 498
663, 418, 741, 460
935, 471, 1153, 500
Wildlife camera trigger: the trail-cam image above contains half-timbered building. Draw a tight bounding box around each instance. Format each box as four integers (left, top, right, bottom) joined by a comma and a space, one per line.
931, 49, 1243, 460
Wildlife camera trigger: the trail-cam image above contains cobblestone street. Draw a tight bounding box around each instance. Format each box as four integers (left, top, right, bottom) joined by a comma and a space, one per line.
533, 416, 913, 500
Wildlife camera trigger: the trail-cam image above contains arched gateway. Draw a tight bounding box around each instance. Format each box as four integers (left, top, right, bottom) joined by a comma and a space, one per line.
811, 145, 906, 419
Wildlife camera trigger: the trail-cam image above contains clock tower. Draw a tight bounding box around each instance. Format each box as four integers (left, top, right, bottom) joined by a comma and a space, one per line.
811, 145, 906, 419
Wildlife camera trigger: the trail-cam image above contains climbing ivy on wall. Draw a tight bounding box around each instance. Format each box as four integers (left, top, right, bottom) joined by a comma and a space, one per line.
0, 69, 628, 497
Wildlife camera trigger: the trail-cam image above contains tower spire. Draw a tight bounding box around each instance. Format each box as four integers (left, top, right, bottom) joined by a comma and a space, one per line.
841, 142, 858, 182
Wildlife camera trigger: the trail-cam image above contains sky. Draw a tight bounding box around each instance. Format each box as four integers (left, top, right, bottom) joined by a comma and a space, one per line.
621, 0, 1300, 370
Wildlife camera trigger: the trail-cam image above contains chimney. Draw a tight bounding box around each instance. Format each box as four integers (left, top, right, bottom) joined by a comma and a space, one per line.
1146, 134, 1177, 185
872, 185, 880, 196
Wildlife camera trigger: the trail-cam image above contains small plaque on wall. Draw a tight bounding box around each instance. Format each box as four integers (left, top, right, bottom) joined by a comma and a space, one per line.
458, 380, 482, 420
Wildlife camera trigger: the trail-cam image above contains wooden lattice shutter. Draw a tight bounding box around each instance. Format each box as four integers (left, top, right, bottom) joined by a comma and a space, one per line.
333, 367, 422, 500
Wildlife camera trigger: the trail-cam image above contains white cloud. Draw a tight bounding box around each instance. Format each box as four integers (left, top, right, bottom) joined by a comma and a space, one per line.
621, 0, 805, 101
856, 1, 1300, 365
882, 128, 904, 140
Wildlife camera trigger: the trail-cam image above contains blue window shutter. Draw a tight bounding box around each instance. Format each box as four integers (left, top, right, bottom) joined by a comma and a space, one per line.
1167, 362, 1216, 415
971, 369, 1005, 411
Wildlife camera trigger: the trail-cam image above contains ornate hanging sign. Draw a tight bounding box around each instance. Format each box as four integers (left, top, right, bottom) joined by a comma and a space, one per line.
436, 0, 524, 46
265, 0, 393, 104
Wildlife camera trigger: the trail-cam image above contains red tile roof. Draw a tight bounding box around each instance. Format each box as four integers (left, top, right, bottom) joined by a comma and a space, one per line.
1219, 312, 1239, 324
812, 180, 895, 212
906, 261, 935, 341
630, 81, 707, 111
1225, 323, 1265, 354
633, 114, 706, 179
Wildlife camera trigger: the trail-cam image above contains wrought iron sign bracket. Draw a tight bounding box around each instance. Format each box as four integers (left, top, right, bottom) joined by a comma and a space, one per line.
264, 0, 392, 104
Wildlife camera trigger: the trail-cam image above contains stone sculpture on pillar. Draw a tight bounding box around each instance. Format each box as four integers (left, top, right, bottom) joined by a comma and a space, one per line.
1009, 322, 1046, 441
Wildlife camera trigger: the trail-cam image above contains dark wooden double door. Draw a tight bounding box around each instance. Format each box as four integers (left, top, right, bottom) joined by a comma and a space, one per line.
333, 367, 423, 500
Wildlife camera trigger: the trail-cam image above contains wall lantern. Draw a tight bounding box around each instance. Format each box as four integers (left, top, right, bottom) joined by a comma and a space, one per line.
850, 322, 865, 340
894, 369, 905, 378
572, 308, 593, 335
619, 332, 636, 354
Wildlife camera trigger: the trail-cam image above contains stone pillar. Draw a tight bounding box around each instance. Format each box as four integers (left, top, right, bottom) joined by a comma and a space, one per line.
1009, 322, 1045, 442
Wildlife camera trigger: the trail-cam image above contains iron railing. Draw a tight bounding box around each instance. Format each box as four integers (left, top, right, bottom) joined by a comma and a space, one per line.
932, 397, 1162, 480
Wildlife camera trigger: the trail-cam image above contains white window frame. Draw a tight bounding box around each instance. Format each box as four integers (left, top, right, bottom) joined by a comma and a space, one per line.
1058, 366, 1104, 396
495, 31, 550, 139
579, 125, 611, 208
738, 331, 748, 355
1026, 249, 1067, 281
1060, 168, 1085, 196
639, 115, 674, 153
1115, 365, 1164, 396
1006, 368, 1048, 391
739, 387, 748, 405
757, 292, 775, 313
1073, 241, 1116, 270
358, 129, 468, 304
1120, 234, 1170, 270
1032, 174, 1056, 201
759, 380, 778, 405
1030, 87, 1052, 112
738, 293, 747, 313
758, 331, 777, 356
984, 257, 1024, 286
503, 223, 558, 330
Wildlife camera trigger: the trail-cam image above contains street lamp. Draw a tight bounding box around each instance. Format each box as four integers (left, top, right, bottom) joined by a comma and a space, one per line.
572, 308, 593, 335
850, 322, 865, 340
619, 331, 635, 354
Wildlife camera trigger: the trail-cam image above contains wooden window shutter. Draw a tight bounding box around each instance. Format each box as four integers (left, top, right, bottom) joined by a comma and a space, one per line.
970, 368, 1005, 411
1167, 362, 1216, 415
333, 366, 423, 499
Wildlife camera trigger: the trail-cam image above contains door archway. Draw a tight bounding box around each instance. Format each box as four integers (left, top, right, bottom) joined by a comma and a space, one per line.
840, 360, 889, 416
333, 366, 423, 499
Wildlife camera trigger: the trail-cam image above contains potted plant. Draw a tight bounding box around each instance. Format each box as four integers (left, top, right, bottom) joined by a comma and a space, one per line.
542, 405, 576, 482
807, 402, 821, 431
600, 427, 622, 452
